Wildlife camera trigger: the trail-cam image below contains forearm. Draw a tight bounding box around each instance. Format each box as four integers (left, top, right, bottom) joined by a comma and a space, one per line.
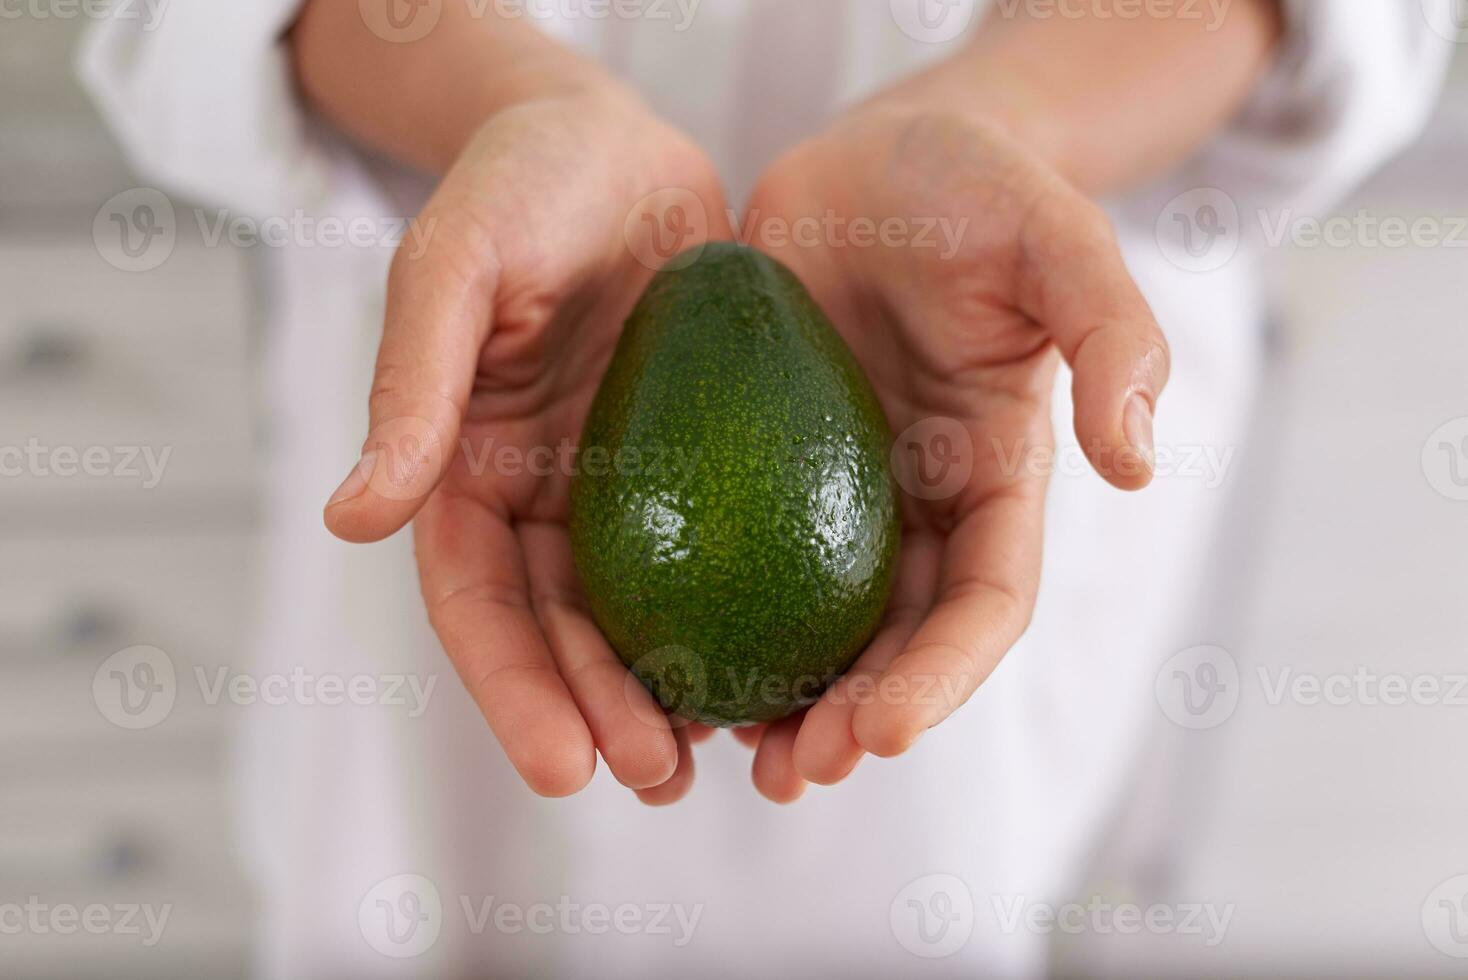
873, 0, 1283, 196
288, 1, 623, 174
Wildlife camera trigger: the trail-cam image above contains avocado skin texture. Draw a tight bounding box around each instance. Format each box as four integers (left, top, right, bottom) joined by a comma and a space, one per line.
569, 242, 900, 727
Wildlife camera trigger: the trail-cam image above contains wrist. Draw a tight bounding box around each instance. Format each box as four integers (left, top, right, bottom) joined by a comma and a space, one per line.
435, 66, 637, 172
855, 60, 1075, 190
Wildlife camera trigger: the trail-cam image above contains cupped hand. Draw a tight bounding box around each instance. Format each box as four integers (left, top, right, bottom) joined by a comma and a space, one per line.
735, 105, 1170, 802
323, 88, 730, 803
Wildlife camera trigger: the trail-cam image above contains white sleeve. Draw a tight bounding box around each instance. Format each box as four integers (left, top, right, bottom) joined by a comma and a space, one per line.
77, 5, 601, 219
1164, 0, 1457, 214
76, 0, 352, 217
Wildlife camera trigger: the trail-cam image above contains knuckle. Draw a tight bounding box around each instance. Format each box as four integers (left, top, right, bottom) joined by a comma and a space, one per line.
1067, 196, 1117, 252
366, 376, 406, 423
1143, 334, 1173, 384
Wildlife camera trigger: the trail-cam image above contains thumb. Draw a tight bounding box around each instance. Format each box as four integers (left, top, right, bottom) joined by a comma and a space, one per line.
1023, 196, 1171, 491
324, 206, 497, 542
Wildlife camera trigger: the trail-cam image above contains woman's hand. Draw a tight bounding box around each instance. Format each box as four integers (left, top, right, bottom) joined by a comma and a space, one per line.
723, 0, 1282, 803
732, 103, 1171, 802
321, 86, 730, 803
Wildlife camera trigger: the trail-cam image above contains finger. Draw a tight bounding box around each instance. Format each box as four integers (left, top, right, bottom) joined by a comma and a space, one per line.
520, 523, 679, 790
731, 724, 767, 750
685, 723, 717, 745
752, 713, 808, 804
325, 201, 498, 542
1021, 194, 1171, 491
415, 491, 595, 797
853, 485, 1043, 758
636, 725, 696, 806
792, 533, 940, 785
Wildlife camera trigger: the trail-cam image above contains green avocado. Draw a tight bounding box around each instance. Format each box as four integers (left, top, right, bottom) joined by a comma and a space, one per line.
569, 242, 900, 727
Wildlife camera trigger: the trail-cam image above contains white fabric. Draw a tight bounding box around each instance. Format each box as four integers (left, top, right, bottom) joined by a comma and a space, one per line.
78, 3, 1453, 977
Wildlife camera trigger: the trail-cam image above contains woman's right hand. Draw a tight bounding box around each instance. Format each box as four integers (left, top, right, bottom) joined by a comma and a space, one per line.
321, 86, 730, 803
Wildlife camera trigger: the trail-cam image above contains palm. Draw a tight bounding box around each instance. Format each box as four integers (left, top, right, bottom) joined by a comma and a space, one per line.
328, 94, 732, 801
730, 109, 1167, 799
330, 99, 1167, 806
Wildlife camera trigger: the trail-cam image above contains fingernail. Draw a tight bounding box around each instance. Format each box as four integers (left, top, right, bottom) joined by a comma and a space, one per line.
327, 451, 377, 507
1123, 395, 1155, 472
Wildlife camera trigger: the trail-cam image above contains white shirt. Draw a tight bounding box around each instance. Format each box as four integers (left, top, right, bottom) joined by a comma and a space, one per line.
79, 3, 1453, 977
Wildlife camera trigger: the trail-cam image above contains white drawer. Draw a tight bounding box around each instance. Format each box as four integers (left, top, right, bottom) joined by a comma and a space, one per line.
0, 878, 252, 980
0, 238, 259, 518
0, 533, 257, 752
0, 770, 242, 888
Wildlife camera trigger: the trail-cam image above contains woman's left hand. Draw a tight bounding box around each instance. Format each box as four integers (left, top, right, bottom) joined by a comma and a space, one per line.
731, 102, 1171, 802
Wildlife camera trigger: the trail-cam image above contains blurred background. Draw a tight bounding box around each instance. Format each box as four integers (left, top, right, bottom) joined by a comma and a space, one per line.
1, 9, 1465, 980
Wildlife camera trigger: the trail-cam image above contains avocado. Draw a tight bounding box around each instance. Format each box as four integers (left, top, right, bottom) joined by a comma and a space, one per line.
570, 243, 900, 727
